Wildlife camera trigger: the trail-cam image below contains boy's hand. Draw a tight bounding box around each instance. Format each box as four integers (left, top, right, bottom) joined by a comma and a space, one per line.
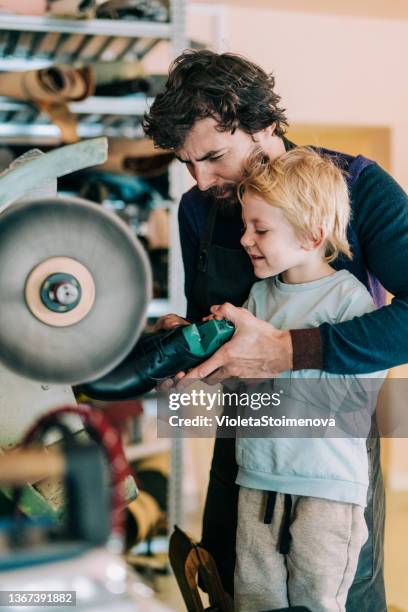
201, 313, 220, 322
150, 313, 189, 332
178, 302, 293, 383
156, 370, 186, 392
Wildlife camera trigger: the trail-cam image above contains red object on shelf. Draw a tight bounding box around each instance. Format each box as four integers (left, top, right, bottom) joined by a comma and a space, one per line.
22, 404, 131, 538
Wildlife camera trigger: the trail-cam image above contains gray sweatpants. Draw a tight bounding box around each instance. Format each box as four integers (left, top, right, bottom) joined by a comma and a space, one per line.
234, 487, 368, 612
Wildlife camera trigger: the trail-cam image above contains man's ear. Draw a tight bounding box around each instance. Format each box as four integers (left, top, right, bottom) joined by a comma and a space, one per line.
264, 122, 276, 138
269, 122, 277, 136
253, 122, 277, 144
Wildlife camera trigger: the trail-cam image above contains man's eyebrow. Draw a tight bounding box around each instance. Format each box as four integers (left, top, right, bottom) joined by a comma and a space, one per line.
175, 149, 224, 163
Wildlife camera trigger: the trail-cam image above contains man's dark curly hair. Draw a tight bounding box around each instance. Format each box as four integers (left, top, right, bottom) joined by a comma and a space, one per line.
143, 49, 288, 150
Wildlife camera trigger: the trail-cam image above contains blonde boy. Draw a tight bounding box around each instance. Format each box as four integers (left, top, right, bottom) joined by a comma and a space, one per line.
234, 148, 386, 612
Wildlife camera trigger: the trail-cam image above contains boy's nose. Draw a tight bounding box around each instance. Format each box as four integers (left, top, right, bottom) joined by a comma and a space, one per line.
240, 230, 254, 248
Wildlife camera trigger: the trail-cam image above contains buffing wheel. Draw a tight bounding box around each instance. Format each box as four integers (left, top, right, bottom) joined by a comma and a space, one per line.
0, 196, 151, 384
24, 256, 96, 327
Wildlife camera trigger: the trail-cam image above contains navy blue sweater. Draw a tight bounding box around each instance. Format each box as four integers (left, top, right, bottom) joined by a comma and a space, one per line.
178, 158, 408, 375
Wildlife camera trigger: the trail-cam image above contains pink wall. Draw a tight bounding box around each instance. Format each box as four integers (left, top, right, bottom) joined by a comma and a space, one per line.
185, 5, 408, 190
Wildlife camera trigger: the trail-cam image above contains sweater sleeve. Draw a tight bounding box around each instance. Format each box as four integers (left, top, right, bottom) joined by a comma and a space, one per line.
291, 283, 388, 421
294, 164, 408, 375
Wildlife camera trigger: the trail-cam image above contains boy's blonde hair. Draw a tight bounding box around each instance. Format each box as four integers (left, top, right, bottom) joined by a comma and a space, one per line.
238, 147, 352, 263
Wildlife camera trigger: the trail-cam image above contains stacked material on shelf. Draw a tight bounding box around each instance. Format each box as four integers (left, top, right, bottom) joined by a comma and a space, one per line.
0, 65, 95, 142
97, 0, 169, 22
0, 0, 97, 18
0, 61, 164, 142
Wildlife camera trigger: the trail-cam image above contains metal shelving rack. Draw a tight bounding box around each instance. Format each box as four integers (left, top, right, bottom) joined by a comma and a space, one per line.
0, 15, 172, 142
0, 95, 153, 141
0, 1, 187, 527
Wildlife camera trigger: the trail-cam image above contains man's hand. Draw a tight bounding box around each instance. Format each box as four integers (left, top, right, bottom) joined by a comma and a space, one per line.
180, 302, 293, 383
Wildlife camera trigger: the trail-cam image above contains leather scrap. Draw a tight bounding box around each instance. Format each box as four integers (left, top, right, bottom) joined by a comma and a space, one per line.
47, 0, 96, 18
0, 66, 95, 142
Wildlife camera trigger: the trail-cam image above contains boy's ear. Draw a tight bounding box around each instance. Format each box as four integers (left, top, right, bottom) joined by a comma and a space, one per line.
301, 228, 325, 251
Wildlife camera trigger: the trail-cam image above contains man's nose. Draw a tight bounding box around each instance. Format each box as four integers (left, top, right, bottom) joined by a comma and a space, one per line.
194, 164, 216, 191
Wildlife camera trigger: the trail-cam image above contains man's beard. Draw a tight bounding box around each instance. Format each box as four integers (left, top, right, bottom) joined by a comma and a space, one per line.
206, 184, 239, 216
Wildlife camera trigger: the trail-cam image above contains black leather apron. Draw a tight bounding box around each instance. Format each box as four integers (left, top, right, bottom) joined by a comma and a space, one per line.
192, 198, 256, 316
